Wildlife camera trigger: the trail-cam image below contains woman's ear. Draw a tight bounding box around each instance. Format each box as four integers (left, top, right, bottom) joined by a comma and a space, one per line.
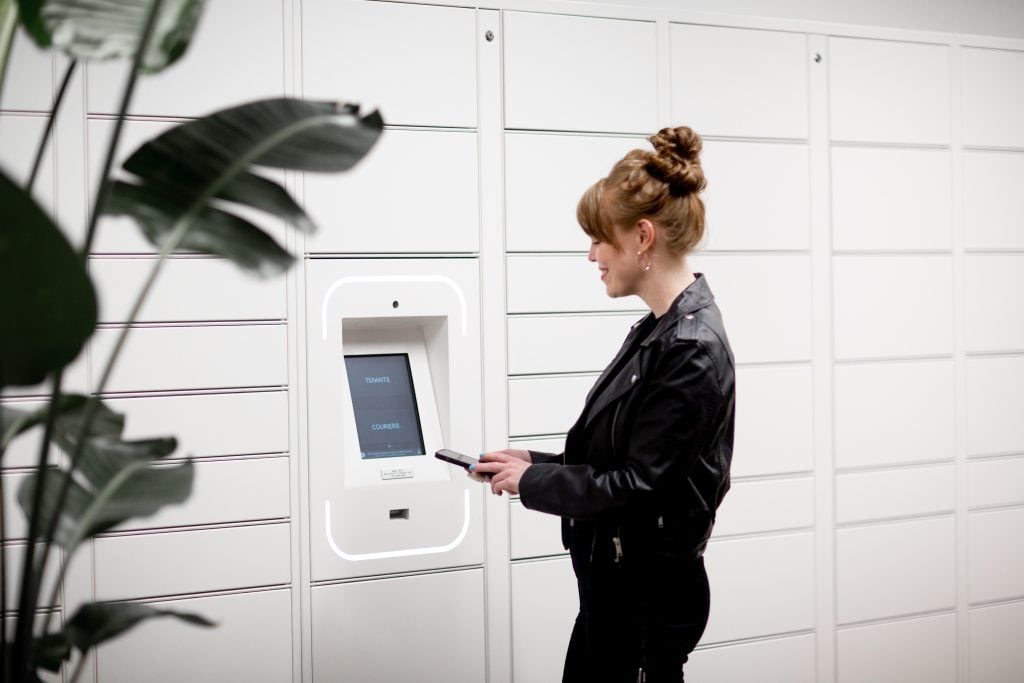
636, 219, 655, 249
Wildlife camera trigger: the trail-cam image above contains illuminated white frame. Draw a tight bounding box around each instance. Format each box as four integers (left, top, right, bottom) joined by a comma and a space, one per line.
319, 274, 471, 562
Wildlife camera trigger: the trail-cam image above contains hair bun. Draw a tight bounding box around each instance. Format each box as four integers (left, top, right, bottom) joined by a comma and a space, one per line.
645, 126, 706, 195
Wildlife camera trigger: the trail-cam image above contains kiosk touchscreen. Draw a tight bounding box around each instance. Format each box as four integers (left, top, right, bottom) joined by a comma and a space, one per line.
345, 353, 425, 460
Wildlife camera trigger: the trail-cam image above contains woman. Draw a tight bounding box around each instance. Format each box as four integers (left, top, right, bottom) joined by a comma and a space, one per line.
474, 126, 735, 682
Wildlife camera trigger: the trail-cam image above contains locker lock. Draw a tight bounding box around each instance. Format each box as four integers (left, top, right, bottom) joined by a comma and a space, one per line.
814, 53, 822, 63
485, 30, 495, 42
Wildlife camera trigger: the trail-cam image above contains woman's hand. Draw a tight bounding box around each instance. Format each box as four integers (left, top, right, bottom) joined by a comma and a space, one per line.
473, 449, 531, 496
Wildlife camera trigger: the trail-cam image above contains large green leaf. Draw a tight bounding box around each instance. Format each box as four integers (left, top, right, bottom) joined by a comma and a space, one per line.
104, 98, 383, 276
32, 632, 71, 673
17, 0, 204, 72
0, 169, 97, 387
17, 437, 190, 549
51, 396, 124, 453
107, 181, 293, 277
0, 393, 87, 451
65, 601, 214, 652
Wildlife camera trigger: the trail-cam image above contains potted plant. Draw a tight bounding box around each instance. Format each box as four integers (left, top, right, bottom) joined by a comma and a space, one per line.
0, 1, 382, 680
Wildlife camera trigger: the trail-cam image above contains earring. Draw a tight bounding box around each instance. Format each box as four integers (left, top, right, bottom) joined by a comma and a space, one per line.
635, 250, 651, 272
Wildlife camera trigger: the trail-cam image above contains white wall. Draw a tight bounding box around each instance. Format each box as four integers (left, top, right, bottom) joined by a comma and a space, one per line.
2, 1, 1023, 682
585, 0, 1024, 39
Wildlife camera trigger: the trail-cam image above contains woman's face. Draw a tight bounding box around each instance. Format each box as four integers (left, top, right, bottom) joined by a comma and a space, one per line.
588, 227, 642, 299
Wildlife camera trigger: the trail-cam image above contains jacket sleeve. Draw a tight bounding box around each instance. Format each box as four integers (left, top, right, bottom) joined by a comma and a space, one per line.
528, 450, 563, 465
518, 340, 724, 519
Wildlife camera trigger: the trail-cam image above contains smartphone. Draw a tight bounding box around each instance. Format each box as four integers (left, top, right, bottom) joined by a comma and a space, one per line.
435, 448, 478, 470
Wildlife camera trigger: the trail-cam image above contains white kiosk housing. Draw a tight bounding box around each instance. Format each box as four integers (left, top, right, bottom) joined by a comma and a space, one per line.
305, 258, 485, 581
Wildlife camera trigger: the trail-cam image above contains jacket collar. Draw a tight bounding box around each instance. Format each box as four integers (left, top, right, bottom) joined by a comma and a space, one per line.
639, 273, 714, 347
578, 274, 714, 428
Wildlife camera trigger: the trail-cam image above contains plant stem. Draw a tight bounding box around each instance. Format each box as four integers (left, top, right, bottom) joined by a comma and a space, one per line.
67, 651, 88, 683
14, 3, 165, 679
79, 0, 163, 262
0, 0, 17, 108
1, 379, 6, 676
9, 38, 79, 683
25, 60, 78, 192
11, 371, 63, 681
1, 475, 7, 676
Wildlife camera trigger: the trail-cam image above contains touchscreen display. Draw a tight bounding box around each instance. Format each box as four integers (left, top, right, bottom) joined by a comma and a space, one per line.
344, 353, 426, 459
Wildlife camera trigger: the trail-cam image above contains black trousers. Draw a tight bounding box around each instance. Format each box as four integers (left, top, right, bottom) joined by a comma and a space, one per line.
562, 553, 710, 683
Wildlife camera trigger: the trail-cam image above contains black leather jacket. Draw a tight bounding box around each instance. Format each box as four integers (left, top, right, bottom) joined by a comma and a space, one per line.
519, 274, 735, 565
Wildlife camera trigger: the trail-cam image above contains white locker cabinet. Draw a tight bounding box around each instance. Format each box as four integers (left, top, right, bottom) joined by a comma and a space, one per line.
105, 391, 290, 459
0, 399, 60, 469
86, 0, 285, 118
834, 360, 956, 469
701, 140, 811, 251
93, 523, 291, 601
713, 476, 814, 537
669, 25, 808, 140
968, 455, 1024, 509
507, 313, 637, 376
507, 375, 595, 438
2, 472, 31, 540
828, 37, 950, 145
732, 364, 814, 478
836, 613, 957, 683
687, 634, 817, 683
95, 589, 293, 682
966, 355, 1024, 456
508, 435, 566, 455
509, 499, 564, 559
511, 558, 578, 683
835, 516, 956, 624
92, 258, 287, 323
969, 602, 1024, 683
0, 115, 56, 214
90, 324, 288, 393
303, 1, 476, 128
966, 254, 1024, 353
311, 569, 486, 682
303, 129, 479, 254
835, 464, 955, 524
506, 255, 646, 314
962, 47, 1024, 149
504, 133, 642, 252
503, 12, 657, 134
968, 507, 1024, 604
963, 151, 1024, 249
0, 31, 53, 111
3, 544, 59, 609
702, 532, 815, 644
690, 253, 813, 364
832, 255, 954, 360
831, 147, 953, 251
123, 456, 290, 530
